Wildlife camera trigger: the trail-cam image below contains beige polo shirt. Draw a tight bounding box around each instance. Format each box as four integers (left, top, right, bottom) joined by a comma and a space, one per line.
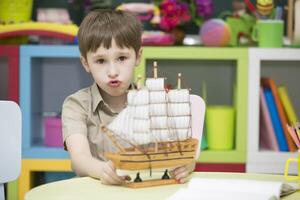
62, 82, 119, 161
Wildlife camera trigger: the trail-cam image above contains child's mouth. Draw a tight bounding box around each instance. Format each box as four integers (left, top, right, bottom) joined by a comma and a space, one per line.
109, 80, 121, 88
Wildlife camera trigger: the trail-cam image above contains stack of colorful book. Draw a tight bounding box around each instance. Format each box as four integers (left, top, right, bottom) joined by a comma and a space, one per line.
259, 77, 299, 152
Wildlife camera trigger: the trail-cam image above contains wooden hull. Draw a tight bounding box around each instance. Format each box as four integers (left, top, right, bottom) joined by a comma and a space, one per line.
105, 138, 198, 170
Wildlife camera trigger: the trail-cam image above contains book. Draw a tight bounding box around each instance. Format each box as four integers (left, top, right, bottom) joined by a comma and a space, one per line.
261, 78, 297, 152
278, 86, 299, 125
168, 178, 298, 200
286, 125, 300, 149
264, 88, 288, 151
259, 87, 279, 151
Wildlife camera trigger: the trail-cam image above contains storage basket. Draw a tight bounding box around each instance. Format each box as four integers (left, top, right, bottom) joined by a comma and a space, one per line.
44, 116, 64, 147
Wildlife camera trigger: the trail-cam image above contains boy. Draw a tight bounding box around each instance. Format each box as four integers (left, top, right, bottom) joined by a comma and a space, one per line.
62, 9, 195, 185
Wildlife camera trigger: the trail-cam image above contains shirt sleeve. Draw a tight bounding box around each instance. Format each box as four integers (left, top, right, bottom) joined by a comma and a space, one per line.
61, 94, 88, 149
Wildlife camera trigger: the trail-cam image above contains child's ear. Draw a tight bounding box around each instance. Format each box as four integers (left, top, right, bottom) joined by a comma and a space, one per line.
80, 56, 90, 73
135, 48, 143, 67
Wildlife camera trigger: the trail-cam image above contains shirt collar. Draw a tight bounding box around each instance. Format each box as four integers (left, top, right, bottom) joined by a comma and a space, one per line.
91, 82, 103, 113
91, 82, 119, 115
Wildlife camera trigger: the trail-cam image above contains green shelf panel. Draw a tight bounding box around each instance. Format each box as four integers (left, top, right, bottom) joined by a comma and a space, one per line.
136, 47, 248, 163
198, 150, 246, 163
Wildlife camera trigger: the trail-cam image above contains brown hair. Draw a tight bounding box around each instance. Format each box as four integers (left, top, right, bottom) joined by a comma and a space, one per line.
78, 9, 142, 58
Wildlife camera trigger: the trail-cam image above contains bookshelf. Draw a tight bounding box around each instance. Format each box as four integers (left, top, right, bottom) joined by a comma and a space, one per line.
17, 45, 90, 200
4, 45, 300, 199
19, 45, 248, 162
13, 45, 248, 200
20, 45, 92, 159
138, 47, 248, 164
247, 48, 300, 174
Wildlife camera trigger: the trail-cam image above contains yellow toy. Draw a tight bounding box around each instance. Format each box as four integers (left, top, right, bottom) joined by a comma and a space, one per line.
256, 0, 274, 16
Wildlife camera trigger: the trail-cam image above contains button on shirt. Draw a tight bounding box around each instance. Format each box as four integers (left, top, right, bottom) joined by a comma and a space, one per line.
62, 82, 119, 161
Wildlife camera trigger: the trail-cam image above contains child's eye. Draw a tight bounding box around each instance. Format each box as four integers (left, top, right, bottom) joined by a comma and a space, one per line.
118, 56, 127, 62
96, 59, 105, 64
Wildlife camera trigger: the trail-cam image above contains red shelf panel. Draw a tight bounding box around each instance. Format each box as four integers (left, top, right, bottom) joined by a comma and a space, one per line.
195, 163, 245, 173
0, 45, 19, 103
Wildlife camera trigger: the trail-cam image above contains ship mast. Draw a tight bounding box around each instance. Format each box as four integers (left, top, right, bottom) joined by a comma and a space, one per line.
136, 74, 142, 90
177, 73, 182, 89
153, 61, 158, 79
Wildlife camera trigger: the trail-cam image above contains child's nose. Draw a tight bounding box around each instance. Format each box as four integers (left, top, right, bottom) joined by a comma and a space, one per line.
107, 64, 118, 78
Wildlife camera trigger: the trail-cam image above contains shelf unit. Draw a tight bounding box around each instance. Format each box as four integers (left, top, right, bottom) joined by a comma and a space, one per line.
20, 45, 92, 159
138, 47, 248, 165
19, 45, 248, 163
13, 45, 248, 200
18, 159, 72, 200
247, 48, 300, 174
17, 45, 91, 200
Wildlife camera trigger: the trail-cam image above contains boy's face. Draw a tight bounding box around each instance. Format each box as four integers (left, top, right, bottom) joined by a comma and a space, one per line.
81, 39, 142, 98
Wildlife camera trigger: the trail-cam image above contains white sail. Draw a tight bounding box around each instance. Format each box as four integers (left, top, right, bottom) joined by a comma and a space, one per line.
167, 89, 191, 140
168, 89, 190, 102
168, 103, 190, 116
107, 89, 152, 145
152, 128, 192, 141
152, 130, 172, 141
107, 106, 134, 140
168, 116, 190, 129
151, 116, 168, 129
132, 133, 151, 144
146, 78, 165, 90
149, 91, 167, 103
134, 105, 149, 119
133, 119, 150, 132
128, 89, 149, 105
107, 74, 193, 145
150, 104, 167, 116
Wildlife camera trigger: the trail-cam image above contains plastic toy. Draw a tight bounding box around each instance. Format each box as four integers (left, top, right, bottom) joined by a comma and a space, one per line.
0, 22, 78, 43
116, 3, 160, 24
244, 0, 274, 18
142, 31, 175, 46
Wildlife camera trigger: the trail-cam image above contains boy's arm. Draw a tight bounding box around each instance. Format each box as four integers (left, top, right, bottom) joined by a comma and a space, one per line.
66, 134, 126, 185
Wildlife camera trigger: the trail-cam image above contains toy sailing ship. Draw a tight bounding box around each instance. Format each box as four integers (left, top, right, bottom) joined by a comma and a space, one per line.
101, 61, 205, 188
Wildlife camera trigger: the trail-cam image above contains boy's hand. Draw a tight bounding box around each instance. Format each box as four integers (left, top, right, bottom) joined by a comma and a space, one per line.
99, 160, 130, 185
170, 160, 196, 184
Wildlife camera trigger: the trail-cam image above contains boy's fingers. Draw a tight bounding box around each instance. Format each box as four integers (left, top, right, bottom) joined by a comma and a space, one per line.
100, 173, 115, 185
105, 160, 124, 183
169, 170, 175, 178
173, 166, 187, 176
104, 166, 124, 184
174, 170, 189, 181
103, 170, 124, 185
106, 170, 124, 184
107, 160, 116, 171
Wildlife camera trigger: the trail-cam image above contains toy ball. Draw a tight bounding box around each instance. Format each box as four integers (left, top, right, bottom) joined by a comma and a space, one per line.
200, 19, 231, 47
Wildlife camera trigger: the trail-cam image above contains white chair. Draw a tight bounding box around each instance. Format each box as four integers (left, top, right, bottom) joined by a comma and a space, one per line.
190, 94, 206, 159
0, 101, 21, 200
